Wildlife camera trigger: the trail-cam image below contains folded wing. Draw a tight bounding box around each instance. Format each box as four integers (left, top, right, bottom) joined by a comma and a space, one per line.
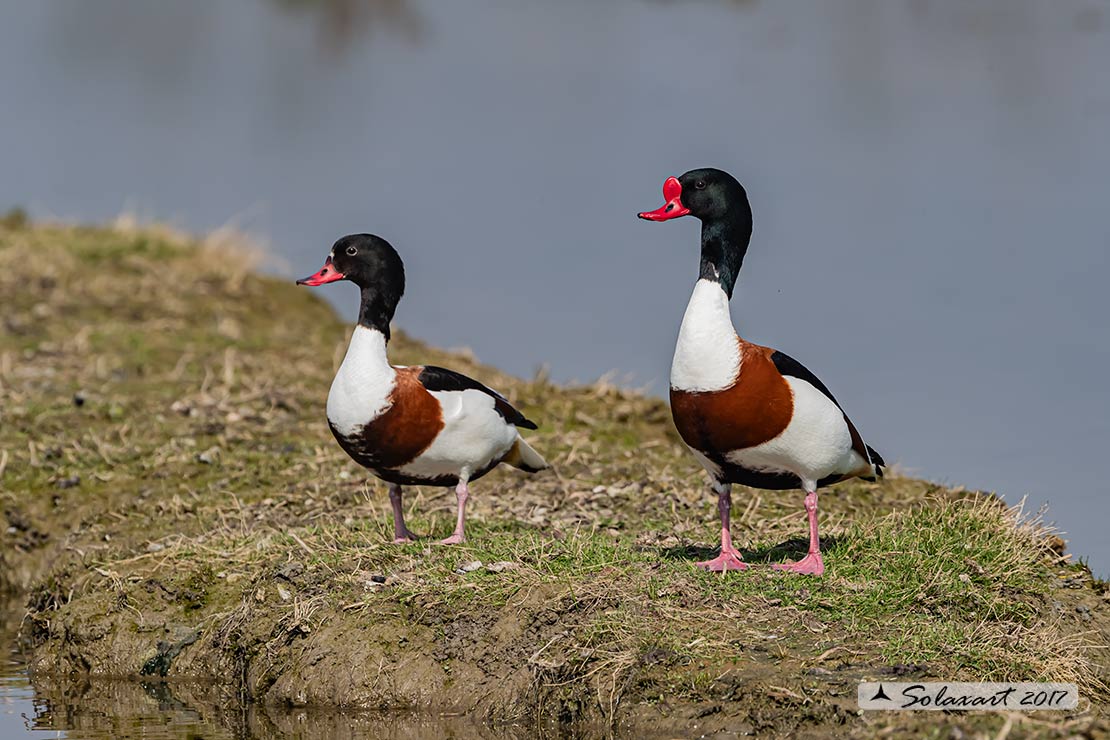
417, 365, 538, 430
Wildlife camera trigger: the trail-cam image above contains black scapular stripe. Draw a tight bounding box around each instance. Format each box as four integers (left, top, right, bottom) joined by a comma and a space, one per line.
770, 350, 842, 408
417, 365, 538, 429
770, 350, 885, 474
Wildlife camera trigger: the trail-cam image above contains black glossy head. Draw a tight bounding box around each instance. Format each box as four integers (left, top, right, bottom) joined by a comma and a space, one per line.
328, 234, 405, 293
638, 167, 751, 224
297, 233, 405, 337
674, 168, 750, 222
639, 168, 754, 298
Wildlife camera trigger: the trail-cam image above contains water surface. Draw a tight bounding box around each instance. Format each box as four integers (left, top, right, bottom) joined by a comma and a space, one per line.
0, 603, 528, 740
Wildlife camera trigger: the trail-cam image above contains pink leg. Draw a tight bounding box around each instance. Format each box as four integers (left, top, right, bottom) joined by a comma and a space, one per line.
696, 484, 749, 572
772, 489, 824, 576
438, 480, 469, 545
389, 484, 419, 544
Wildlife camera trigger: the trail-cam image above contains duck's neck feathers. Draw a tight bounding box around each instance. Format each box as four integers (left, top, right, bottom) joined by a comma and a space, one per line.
699, 210, 751, 299
672, 209, 751, 392
358, 286, 398, 340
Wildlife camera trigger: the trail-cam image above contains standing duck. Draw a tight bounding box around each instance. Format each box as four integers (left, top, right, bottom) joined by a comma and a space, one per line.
639, 169, 884, 575
297, 234, 548, 544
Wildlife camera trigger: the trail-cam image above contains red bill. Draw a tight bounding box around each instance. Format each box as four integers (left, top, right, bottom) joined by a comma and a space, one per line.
638, 177, 690, 221
296, 257, 345, 286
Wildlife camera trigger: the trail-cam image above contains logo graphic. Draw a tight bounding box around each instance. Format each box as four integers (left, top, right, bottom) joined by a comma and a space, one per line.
870, 684, 891, 702
858, 682, 1078, 711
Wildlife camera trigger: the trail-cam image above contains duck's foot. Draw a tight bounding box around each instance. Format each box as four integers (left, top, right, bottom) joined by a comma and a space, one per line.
438, 533, 465, 545
771, 552, 824, 576
392, 531, 419, 544
695, 549, 749, 572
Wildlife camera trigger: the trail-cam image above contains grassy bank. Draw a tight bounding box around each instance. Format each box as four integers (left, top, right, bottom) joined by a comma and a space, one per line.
1, 221, 1107, 737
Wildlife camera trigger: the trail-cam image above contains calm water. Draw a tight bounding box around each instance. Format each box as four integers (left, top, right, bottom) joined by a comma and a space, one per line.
0, 603, 531, 740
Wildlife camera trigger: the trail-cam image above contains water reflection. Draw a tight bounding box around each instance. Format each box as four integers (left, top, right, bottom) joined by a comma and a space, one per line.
1, 601, 531, 740
26, 676, 528, 740
271, 0, 425, 50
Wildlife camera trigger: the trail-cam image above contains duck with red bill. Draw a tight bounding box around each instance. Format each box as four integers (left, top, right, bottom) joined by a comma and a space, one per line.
638, 176, 690, 221
296, 257, 346, 286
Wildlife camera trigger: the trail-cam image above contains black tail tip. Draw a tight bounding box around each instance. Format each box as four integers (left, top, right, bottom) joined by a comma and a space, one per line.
517, 418, 539, 430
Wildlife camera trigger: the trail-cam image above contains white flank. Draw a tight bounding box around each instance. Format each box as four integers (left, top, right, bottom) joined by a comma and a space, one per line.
398, 389, 519, 480
671, 279, 741, 392
725, 376, 868, 489
326, 325, 395, 437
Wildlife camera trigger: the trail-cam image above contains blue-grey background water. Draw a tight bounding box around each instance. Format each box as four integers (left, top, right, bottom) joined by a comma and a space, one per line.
2, 0, 1107, 584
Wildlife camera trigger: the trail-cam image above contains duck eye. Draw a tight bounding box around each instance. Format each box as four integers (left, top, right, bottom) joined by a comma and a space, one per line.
695, 180, 706, 190
345, 245, 358, 256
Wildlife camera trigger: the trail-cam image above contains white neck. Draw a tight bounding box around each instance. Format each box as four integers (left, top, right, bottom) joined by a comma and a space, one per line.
670, 278, 741, 392
327, 325, 396, 435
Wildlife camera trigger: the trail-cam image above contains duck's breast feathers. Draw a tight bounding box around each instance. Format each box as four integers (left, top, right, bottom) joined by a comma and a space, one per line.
330, 366, 444, 469
417, 365, 538, 429
670, 343, 794, 454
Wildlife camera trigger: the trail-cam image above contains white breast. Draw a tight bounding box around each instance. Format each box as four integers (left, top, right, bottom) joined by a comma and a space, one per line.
671, 279, 741, 392
326, 326, 395, 437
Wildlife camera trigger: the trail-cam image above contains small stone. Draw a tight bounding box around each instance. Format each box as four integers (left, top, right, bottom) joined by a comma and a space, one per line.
958, 573, 971, 583
338, 470, 351, 480
55, 475, 80, 489
73, 392, 86, 408
274, 562, 304, 582
370, 574, 387, 584
146, 542, 165, 553
456, 560, 483, 574
486, 561, 518, 573
196, 447, 220, 465
276, 585, 292, 602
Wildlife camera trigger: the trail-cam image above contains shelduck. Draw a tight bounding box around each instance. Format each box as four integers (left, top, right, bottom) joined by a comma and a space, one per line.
639, 169, 884, 575
297, 234, 548, 544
